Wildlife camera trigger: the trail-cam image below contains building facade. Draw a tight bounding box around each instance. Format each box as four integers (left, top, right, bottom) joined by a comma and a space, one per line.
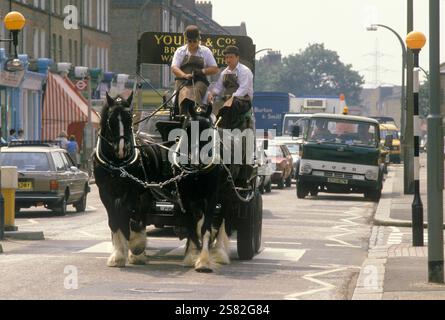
110, 0, 243, 90
0, 0, 111, 139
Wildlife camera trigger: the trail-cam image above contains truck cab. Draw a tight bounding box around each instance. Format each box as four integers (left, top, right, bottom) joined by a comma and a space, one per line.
294, 114, 384, 201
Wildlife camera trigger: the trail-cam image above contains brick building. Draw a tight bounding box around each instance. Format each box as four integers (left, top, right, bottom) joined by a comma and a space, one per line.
1, 0, 110, 69
110, 0, 244, 89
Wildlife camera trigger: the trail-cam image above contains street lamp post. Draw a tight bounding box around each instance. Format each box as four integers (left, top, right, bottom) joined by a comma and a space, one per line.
255, 48, 273, 56
367, 24, 409, 189
427, 0, 444, 284
406, 31, 426, 247
0, 11, 26, 245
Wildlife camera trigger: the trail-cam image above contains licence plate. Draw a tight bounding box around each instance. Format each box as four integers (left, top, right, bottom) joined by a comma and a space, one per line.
327, 178, 348, 185
18, 181, 33, 190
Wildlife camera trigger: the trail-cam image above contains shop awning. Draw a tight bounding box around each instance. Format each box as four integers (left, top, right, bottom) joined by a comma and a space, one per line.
42, 72, 100, 140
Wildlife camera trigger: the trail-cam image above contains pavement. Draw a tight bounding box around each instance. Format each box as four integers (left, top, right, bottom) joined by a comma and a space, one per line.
353, 154, 445, 300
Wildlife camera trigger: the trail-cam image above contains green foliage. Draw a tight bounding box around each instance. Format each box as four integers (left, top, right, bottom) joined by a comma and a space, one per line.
419, 79, 430, 118
254, 43, 364, 105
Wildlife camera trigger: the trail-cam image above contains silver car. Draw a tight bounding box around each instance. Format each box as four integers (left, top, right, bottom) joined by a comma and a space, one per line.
0, 141, 90, 215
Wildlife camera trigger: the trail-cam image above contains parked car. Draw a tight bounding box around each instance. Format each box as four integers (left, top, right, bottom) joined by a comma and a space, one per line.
257, 148, 273, 194
273, 136, 302, 180
379, 123, 401, 163
265, 142, 293, 189
0, 141, 90, 215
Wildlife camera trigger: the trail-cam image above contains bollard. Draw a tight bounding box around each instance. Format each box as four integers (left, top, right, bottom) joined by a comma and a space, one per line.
0, 166, 18, 232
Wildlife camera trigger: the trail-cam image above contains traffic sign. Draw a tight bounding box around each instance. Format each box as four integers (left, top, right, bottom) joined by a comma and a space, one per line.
76, 80, 87, 91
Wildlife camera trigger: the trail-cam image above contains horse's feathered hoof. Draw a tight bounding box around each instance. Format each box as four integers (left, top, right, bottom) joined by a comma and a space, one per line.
107, 253, 126, 268
195, 266, 213, 273
128, 253, 147, 265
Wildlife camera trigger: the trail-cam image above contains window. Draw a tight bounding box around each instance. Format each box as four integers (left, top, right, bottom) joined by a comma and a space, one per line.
51, 152, 66, 171
52, 33, 57, 61
33, 28, 39, 58
68, 39, 72, 62
40, 29, 46, 57
0, 152, 50, 172
74, 40, 78, 65
59, 35, 63, 62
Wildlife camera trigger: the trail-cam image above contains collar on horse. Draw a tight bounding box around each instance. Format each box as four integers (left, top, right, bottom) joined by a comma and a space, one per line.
95, 131, 140, 171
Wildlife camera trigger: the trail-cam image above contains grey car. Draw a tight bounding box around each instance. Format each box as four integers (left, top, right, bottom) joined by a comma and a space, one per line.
0, 141, 90, 215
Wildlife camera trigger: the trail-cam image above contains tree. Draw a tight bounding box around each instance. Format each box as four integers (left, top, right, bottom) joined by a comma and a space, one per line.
254, 44, 364, 105
419, 78, 430, 119
279, 44, 364, 105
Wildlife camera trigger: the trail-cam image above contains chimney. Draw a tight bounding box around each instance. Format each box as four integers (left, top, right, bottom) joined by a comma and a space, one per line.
196, 1, 213, 19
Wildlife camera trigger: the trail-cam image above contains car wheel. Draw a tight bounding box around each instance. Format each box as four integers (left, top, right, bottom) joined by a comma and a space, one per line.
296, 179, 308, 199
265, 180, 272, 193
258, 179, 265, 194
277, 176, 285, 189
74, 193, 87, 213
285, 173, 292, 187
54, 196, 67, 216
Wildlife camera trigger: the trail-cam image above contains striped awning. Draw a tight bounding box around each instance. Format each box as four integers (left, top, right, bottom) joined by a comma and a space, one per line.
42, 72, 100, 140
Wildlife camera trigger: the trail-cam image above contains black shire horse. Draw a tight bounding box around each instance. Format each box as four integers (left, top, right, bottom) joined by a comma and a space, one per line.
172, 103, 231, 272
94, 92, 163, 267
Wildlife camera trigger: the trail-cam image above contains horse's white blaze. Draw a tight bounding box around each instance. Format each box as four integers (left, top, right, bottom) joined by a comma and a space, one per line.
195, 230, 212, 270
107, 229, 128, 267
183, 239, 199, 267
118, 115, 125, 159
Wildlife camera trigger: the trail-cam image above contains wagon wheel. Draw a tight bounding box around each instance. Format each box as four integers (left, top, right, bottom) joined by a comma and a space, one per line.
254, 191, 263, 253
237, 196, 255, 260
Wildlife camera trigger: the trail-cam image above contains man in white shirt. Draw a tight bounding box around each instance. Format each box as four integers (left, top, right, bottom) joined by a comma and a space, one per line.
171, 25, 219, 115
208, 45, 254, 130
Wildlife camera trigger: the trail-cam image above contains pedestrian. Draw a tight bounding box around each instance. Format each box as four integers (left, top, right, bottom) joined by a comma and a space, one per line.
66, 135, 79, 167
55, 131, 68, 149
7, 129, 17, 142
17, 129, 25, 141
0, 127, 6, 144
208, 45, 254, 130
171, 25, 219, 114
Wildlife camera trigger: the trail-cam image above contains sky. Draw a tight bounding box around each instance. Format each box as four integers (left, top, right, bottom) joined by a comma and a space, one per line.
210, 0, 445, 87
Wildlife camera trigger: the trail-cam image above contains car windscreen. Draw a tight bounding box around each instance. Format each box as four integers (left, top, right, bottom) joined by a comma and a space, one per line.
381, 130, 399, 139
265, 145, 283, 158
284, 144, 299, 154
283, 116, 305, 136
0, 152, 51, 171
307, 119, 378, 147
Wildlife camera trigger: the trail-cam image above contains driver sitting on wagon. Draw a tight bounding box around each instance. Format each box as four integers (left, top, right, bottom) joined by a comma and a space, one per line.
207, 45, 254, 131
171, 25, 219, 115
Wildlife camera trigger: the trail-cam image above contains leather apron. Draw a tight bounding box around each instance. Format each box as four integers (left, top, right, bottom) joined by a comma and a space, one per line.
175, 54, 209, 113
218, 73, 253, 130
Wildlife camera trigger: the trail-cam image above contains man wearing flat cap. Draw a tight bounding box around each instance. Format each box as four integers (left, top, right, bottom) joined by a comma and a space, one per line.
208, 45, 254, 130
171, 25, 219, 114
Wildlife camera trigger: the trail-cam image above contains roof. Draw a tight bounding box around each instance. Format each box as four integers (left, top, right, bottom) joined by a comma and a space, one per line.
309, 113, 380, 124
1, 145, 64, 153
380, 123, 400, 131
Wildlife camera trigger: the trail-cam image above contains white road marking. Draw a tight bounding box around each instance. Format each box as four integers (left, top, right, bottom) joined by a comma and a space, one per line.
285, 264, 360, 300
165, 245, 185, 256
254, 248, 306, 263
325, 208, 362, 248
78, 241, 113, 253
78, 242, 306, 263
265, 241, 302, 246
